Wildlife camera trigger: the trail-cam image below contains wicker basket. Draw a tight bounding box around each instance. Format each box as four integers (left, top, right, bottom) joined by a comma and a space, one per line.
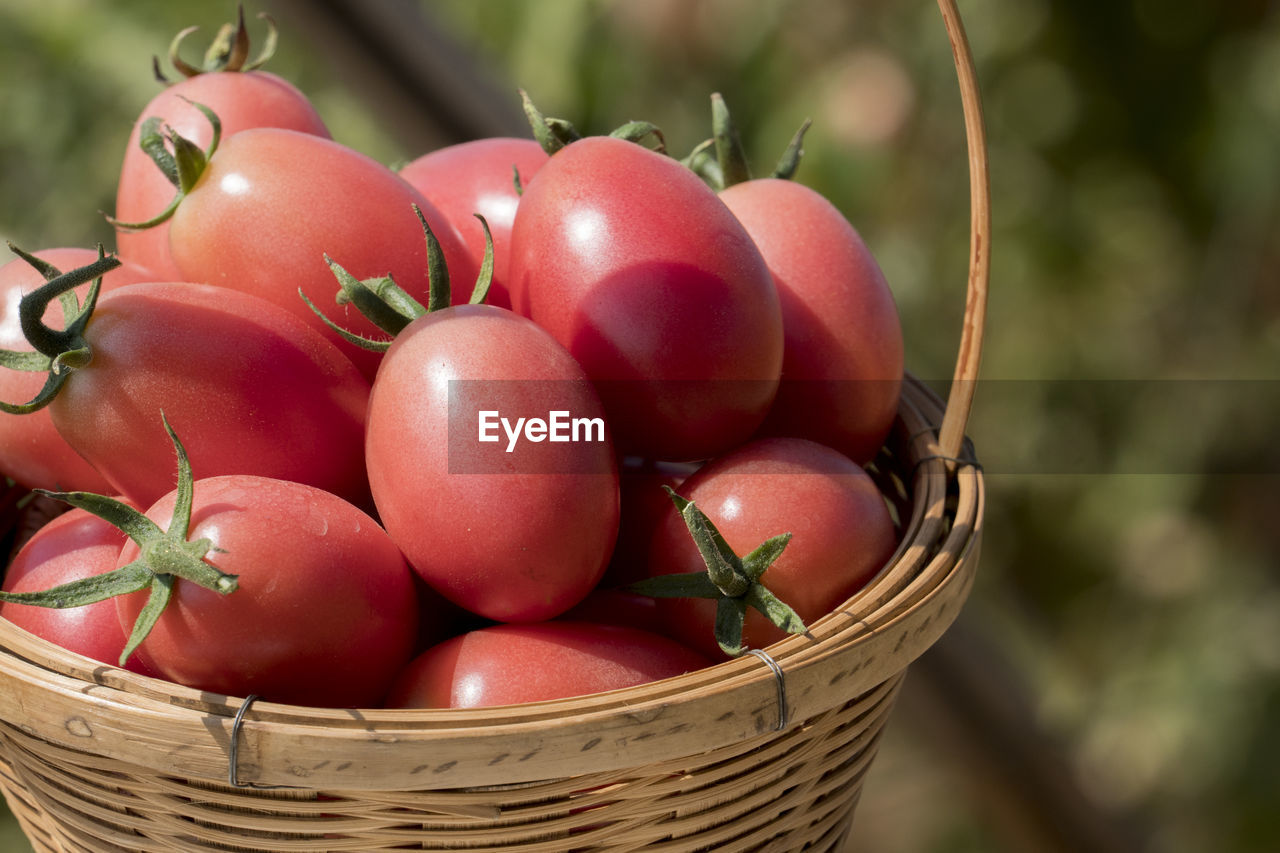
0, 1, 989, 850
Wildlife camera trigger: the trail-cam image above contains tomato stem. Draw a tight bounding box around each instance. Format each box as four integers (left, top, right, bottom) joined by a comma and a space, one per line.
106, 101, 221, 232
770, 118, 812, 181
685, 95, 811, 187
419, 205, 452, 312
0, 415, 239, 667
520, 89, 669, 156
626, 486, 805, 657
157, 5, 280, 82
712, 93, 752, 190
0, 245, 117, 416
305, 207, 496, 346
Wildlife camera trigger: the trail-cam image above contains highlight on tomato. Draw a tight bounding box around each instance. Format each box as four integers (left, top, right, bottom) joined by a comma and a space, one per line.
113, 8, 331, 280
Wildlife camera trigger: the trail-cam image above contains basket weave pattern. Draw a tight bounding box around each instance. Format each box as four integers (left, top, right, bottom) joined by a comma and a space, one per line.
0, 1, 988, 849
0, 679, 901, 852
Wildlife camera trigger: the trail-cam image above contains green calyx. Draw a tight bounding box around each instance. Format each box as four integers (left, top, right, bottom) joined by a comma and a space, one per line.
682, 93, 811, 190
0, 244, 119, 415
106, 100, 222, 232
0, 416, 238, 667
154, 4, 279, 82
519, 89, 667, 156
301, 205, 495, 352
627, 486, 806, 657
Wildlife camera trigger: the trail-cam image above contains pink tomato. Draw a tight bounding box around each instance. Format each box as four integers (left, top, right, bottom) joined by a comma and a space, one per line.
385, 621, 712, 708
646, 437, 898, 660
508, 136, 784, 462
720, 178, 903, 464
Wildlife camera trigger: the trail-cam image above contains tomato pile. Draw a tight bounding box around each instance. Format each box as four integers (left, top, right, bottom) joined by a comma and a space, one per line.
0, 12, 903, 710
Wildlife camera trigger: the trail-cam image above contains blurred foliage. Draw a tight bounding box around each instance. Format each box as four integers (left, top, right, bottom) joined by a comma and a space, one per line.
1, 0, 1278, 851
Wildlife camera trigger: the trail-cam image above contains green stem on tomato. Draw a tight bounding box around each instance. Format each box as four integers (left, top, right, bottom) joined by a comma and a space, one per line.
157, 5, 280, 82
770, 118, 812, 181
711, 93, 752, 190
302, 206, 496, 350
0, 245, 119, 416
626, 486, 805, 657
105, 100, 221, 232
520, 89, 669, 156
0, 415, 238, 666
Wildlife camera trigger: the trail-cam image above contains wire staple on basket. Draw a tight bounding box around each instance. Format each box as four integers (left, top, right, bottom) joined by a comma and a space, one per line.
228, 694, 290, 791
744, 648, 789, 732
908, 425, 983, 480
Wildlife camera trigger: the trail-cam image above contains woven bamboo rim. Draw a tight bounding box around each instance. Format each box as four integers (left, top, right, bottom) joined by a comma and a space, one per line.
0, 0, 988, 848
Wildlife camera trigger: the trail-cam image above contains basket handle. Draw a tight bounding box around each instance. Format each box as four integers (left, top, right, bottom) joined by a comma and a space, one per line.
935, 0, 990, 460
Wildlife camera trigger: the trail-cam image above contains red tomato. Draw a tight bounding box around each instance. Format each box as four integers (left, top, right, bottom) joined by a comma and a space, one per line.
0, 248, 155, 492
0, 504, 154, 675
116, 475, 424, 707
399, 137, 549, 309
645, 437, 898, 660
114, 70, 330, 280
602, 459, 694, 588
719, 178, 903, 464
384, 621, 712, 708
507, 136, 784, 462
46, 281, 370, 509
164, 128, 477, 380
365, 304, 619, 623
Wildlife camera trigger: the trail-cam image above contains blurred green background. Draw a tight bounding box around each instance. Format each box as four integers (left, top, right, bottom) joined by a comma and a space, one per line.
1, 1, 1276, 851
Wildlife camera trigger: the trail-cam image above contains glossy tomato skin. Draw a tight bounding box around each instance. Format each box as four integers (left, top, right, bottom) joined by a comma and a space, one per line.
507, 136, 784, 462
0, 248, 156, 492
116, 475, 425, 707
115, 71, 330, 280
646, 437, 898, 661
399, 137, 549, 309
0, 504, 155, 675
48, 282, 370, 509
365, 304, 619, 623
719, 179, 904, 464
167, 128, 477, 380
384, 621, 712, 708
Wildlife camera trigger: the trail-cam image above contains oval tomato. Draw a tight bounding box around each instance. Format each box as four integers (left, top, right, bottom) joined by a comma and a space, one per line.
645, 437, 898, 660
114, 65, 330, 280
507, 135, 784, 462
165, 128, 477, 380
0, 247, 155, 492
0, 503, 154, 674
46, 281, 370, 509
116, 475, 424, 707
365, 304, 619, 623
719, 178, 903, 464
384, 621, 712, 708
399, 137, 549, 309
